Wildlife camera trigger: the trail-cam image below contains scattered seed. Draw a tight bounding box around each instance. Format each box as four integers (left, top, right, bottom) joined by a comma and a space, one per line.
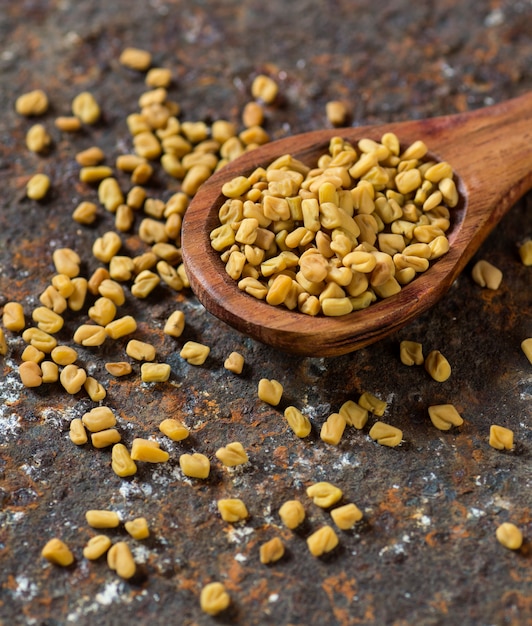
330, 503, 363, 530
215, 442, 249, 467
111, 443, 137, 477
140, 362, 171, 382
200, 581, 231, 616
472, 259, 503, 290
306, 525, 339, 557
278, 500, 305, 530
179, 452, 210, 478
428, 404, 464, 431
217, 498, 249, 522
131, 438, 169, 463
424, 350, 451, 382
257, 378, 283, 406
284, 406, 312, 438
27, 173, 51, 200
16, 89, 49, 116
489, 424, 514, 450
306, 482, 343, 508
125, 517, 150, 540
260, 536, 285, 564
179, 341, 210, 365
41, 538, 74, 566
107, 541, 136, 579
368, 421, 403, 447
159, 418, 189, 441
495, 522, 523, 550
83, 535, 112, 560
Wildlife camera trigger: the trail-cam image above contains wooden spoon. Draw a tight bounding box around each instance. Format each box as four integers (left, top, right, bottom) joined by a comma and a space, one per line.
182, 92, 532, 357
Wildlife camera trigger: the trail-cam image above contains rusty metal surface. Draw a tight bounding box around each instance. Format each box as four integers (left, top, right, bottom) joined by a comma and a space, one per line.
0, 1, 531, 625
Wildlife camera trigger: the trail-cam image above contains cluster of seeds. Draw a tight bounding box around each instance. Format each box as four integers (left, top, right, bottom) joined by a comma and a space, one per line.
211, 135, 458, 316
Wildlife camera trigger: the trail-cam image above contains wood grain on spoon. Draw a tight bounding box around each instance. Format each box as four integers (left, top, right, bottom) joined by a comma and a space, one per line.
182, 92, 532, 357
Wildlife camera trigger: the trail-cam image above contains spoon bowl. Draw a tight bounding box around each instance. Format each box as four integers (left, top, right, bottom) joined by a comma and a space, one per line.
182, 92, 532, 356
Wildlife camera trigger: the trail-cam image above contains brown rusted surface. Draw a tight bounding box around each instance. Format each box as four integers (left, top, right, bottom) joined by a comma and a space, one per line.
0, 2, 531, 625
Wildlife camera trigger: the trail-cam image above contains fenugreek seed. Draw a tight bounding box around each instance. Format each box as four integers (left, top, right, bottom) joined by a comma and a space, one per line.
41, 538, 74, 566
50, 345, 78, 366
72, 91, 100, 124
279, 500, 305, 529
146, 67, 172, 88
0, 328, 7, 356
105, 315, 137, 339
72, 200, 98, 225
83, 535, 112, 560
88, 267, 110, 295
180, 341, 210, 365
260, 537, 285, 564
258, 378, 283, 406
139, 217, 168, 244
68, 277, 88, 312
215, 442, 249, 467
428, 404, 464, 431
217, 498, 249, 523
425, 350, 451, 382
495, 522, 523, 550
55, 116, 82, 132
141, 362, 171, 383
400, 340, 424, 366
84, 376, 106, 401
105, 361, 132, 377
93, 231, 122, 263
131, 438, 169, 463
181, 164, 212, 196
75, 146, 105, 166
307, 525, 339, 557
126, 339, 156, 362
326, 100, 348, 126
91, 428, 121, 449
489, 424, 514, 450
282, 406, 311, 438
125, 517, 150, 540
157, 260, 184, 291
60, 364, 87, 394
522, 338, 532, 365
26, 123, 52, 153
85, 510, 120, 529
471, 259, 503, 290
159, 418, 189, 441
223, 351, 244, 374
88, 297, 116, 326
21, 345, 44, 363
79, 165, 113, 183
73, 324, 107, 347
331, 503, 363, 530
111, 443, 137, 477
98, 178, 124, 213
27, 173, 50, 200
320, 412, 347, 445
130, 270, 160, 298
22, 327, 57, 352
132, 162, 155, 184
119, 47, 152, 71
82, 406, 116, 432
133, 252, 158, 275
179, 452, 210, 479
16, 89, 49, 116
358, 391, 387, 416
3, 301, 25, 332
519, 240, 532, 266
200, 582, 231, 616
339, 400, 368, 429
19, 361, 43, 387
98, 279, 125, 306
251, 74, 278, 103
69, 418, 88, 445
32, 306, 64, 333
163, 310, 185, 338
108, 255, 134, 282
369, 421, 403, 447
53, 248, 80, 278
107, 541, 136, 579
133, 131, 162, 160
307, 482, 343, 508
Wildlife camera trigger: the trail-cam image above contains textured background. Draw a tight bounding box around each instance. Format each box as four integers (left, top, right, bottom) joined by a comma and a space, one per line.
0, 1, 531, 625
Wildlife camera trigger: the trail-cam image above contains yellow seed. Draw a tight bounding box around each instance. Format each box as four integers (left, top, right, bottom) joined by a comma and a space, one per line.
180, 341, 210, 365
41, 360, 58, 383
51, 345, 78, 366
320, 412, 346, 445
260, 537, 285, 564
88, 297, 116, 326
518, 240, 532, 266
369, 421, 403, 447
22, 327, 57, 352
223, 351, 244, 374
21, 345, 44, 363
72, 91, 100, 124
79, 165, 113, 183
242, 101, 264, 128
69, 418, 87, 445
75, 146, 105, 166
217, 498, 249, 522
179, 452, 210, 478
84, 376, 106, 401
88, 267, 110, 295
51, 274, 75, 298
16, 89, 49, 116
52, 248, 80, 278
428, 404, 464, 431
82, 406, 116, 432
159, 418, 189, 442
358, 391, 387, 416
489, 424, 514, 450
140, 362, 171, 382
215, 442, 249, 467
257, 378, 283, 406
471, 260, 503, 290
105, 361, 132, 377
495, 522, 523, 550
73, 324, 107, 347
27, 173, 50, 200
284, 406, 312, 438
126, 339, 156, 362
111, 443, 137, 477
105, 315, 137, 339
521, 338, 532, 365
98, 178, 124, 213
279, 500, 305, 529
55, 115, 82, 132
85, 510, 120, 529
91, 428, 121, 449
146, 67, 172, 88
131, 438, 169, 463
425, 350, 451, 382
109, 255, 134, 282
326, 100, 348, 126
251, 74, 278, 103
306, 525, 339, 557
60, 364, 87, 394
19, 361, 43, 387
68, 277, 88, 312
125, 517, 150, 540
93, 231, 122, 263
3, 301, 25, 331
83, 535, 112, 560
41, 538, 74, 566
331, 503, 363, 530
307, 482, 343, 508
339, 400, 368, 429
400, 340, 424, 366
163, 310, 185, 338
119, 47, 152, 71
26, 123, 52, 153
200, 581, 231, 616
98, 279, 125, 306
107, 541, 136, 579
131, 269, 160, 298
0, 328, 7, 356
